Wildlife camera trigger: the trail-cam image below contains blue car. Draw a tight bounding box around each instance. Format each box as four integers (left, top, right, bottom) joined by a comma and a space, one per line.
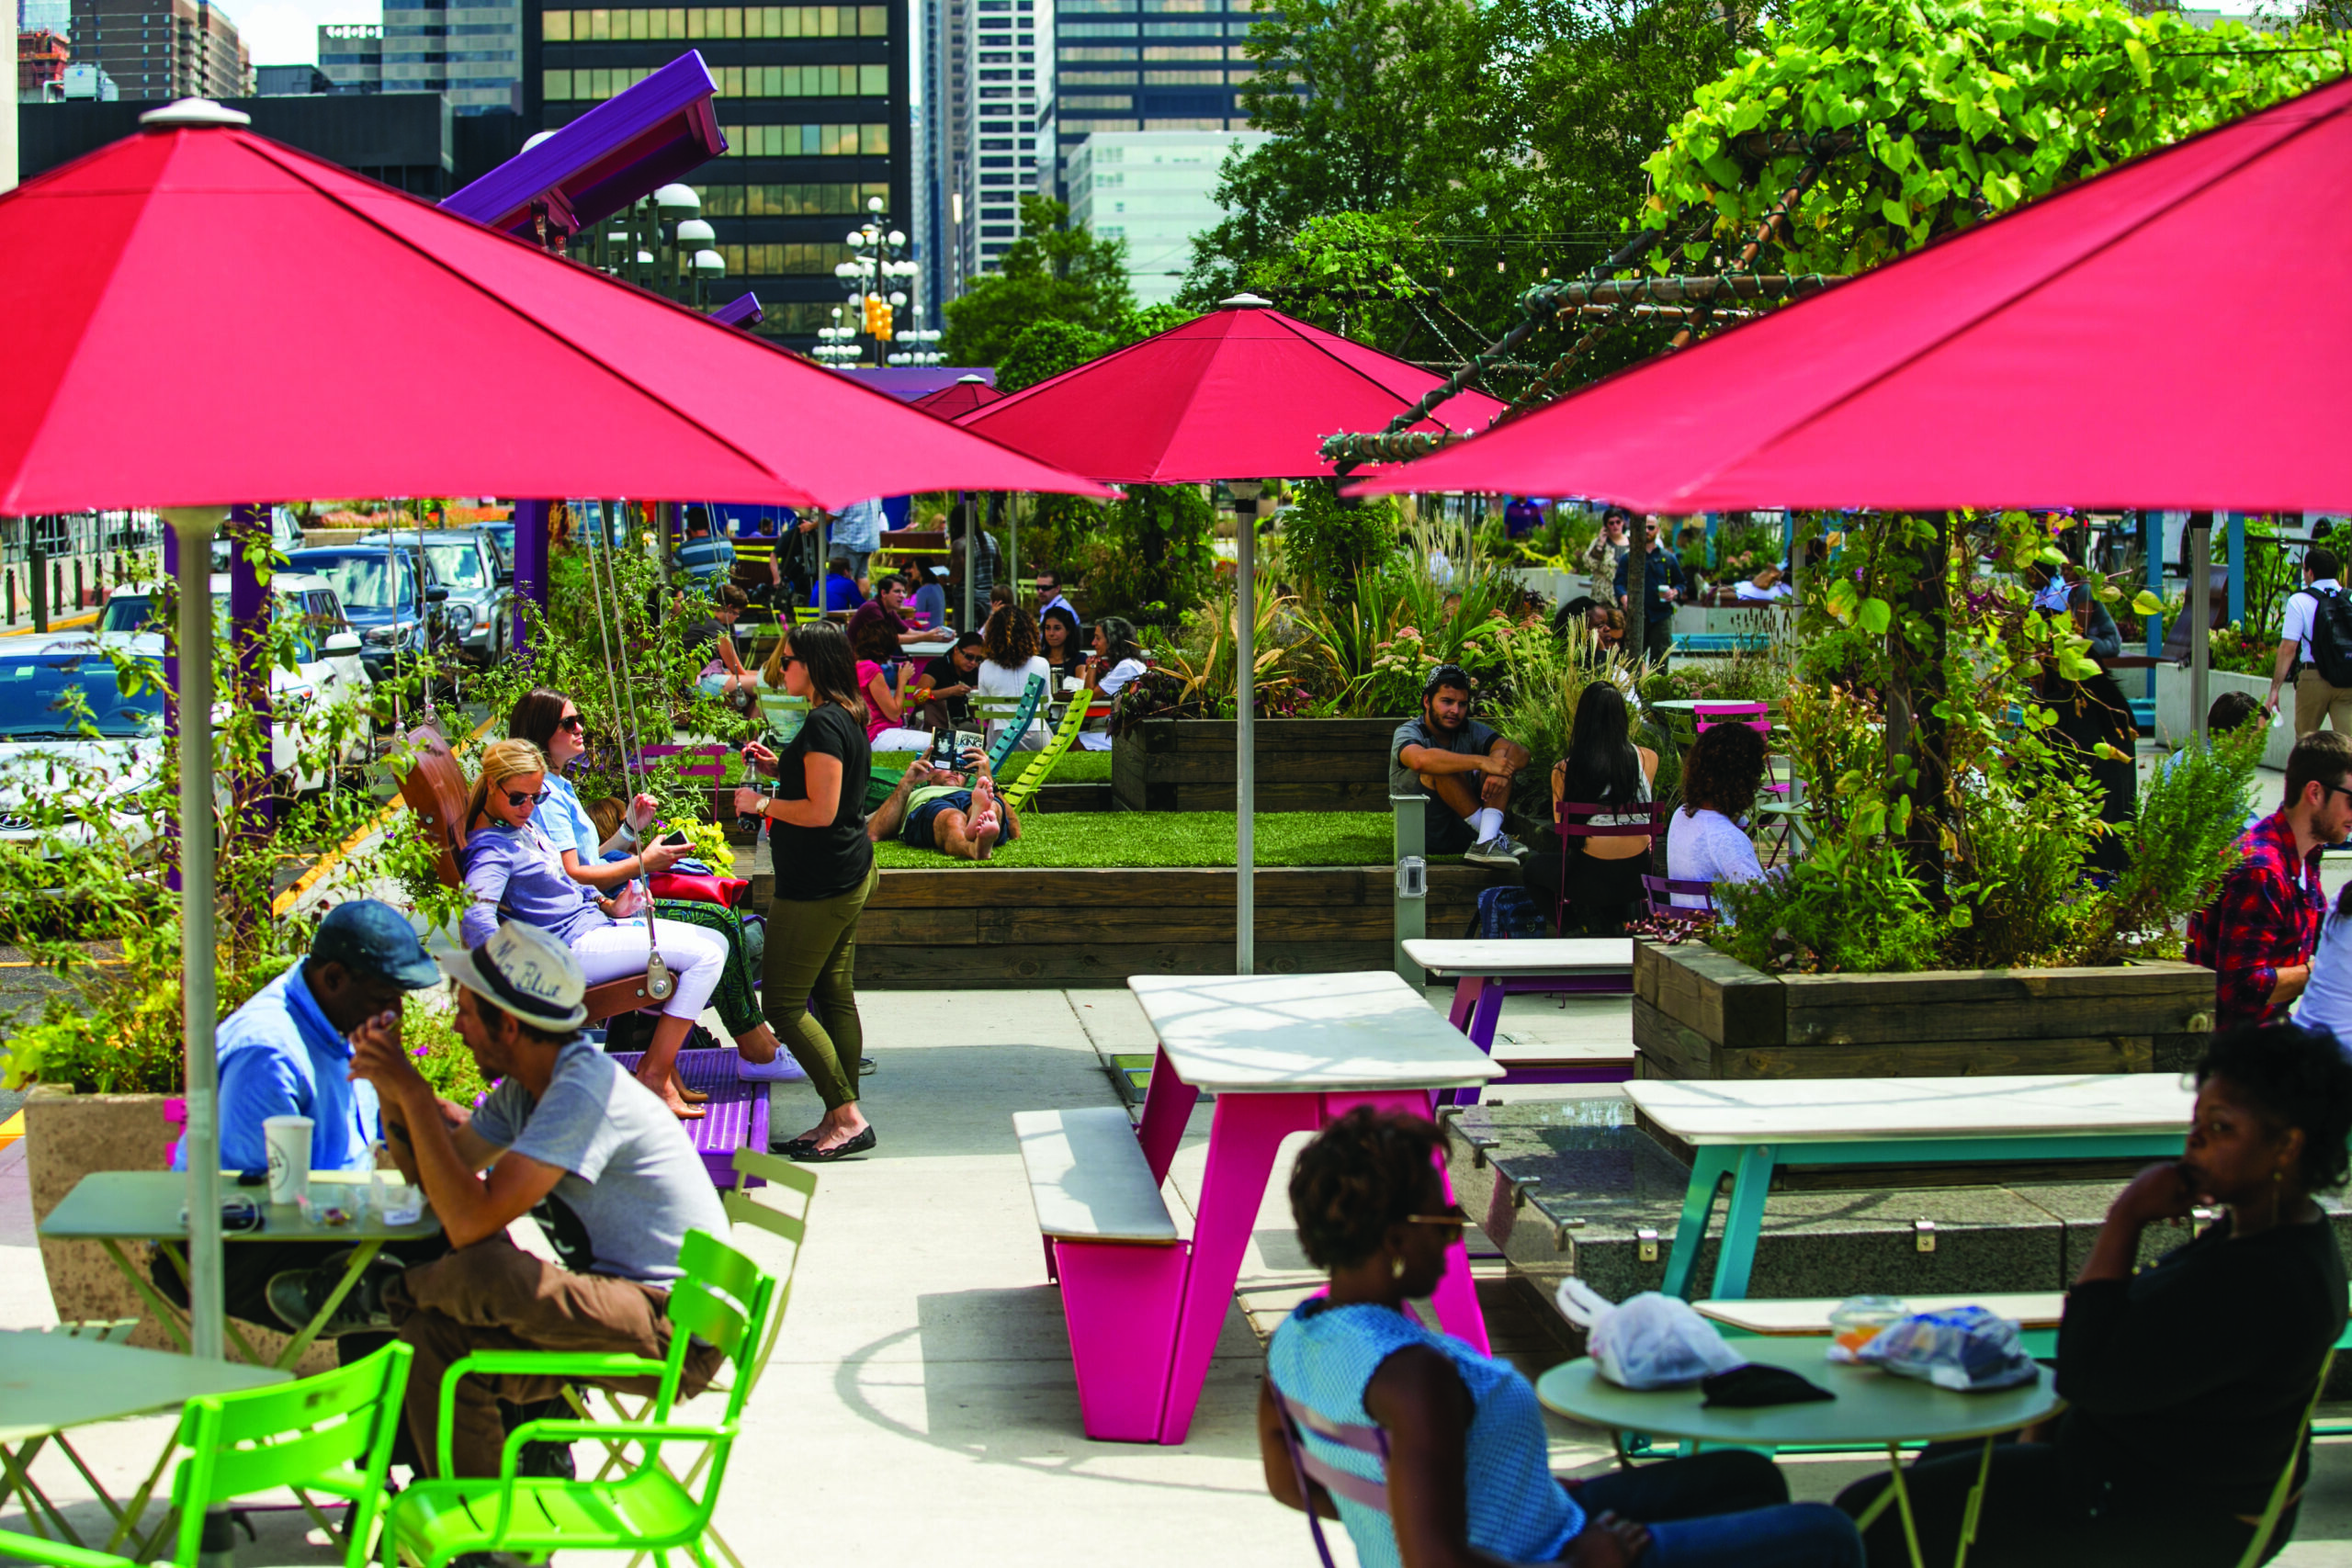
284, 546, 451, 682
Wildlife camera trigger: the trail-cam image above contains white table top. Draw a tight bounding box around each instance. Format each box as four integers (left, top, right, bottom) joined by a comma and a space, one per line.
1624, 1074, 2193, 1146
1403, 938, 1634, 978
1128, 972, 1505, 1093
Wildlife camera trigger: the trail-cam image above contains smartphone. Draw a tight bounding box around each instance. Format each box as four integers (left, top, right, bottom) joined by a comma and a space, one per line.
661, 829, 691, 846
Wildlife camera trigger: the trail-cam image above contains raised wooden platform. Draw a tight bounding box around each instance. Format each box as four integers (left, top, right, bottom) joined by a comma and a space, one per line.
1112, 717, 1396, 813
855, 863, 1498, 987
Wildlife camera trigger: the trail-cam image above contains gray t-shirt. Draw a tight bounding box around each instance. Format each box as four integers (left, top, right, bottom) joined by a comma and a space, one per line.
470, 1042, 728, 1282
1389, 714, 1501, 796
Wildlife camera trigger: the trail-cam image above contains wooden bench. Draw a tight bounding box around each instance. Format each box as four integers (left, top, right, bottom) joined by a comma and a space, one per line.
1012, 1107, 1184, 1442
385, 725, 674, 1026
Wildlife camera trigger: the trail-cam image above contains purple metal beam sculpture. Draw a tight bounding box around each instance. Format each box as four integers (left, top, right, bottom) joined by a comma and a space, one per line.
712, 291, 763, 329
512, 499, 550, 656
440, 51, 725, 244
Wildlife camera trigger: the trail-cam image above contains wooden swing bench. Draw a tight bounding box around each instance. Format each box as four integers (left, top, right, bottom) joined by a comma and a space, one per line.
388, 727, 769, 1183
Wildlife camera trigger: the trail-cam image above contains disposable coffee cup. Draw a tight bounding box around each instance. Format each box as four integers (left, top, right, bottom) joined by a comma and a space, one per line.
263, 1115, 313, 1207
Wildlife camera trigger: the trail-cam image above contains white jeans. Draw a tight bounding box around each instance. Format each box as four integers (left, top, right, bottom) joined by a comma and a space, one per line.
571, 918, 725, 1021
870, 726, 935, 752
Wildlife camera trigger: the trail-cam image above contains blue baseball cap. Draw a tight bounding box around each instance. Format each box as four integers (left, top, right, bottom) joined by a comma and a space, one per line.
311, 899, 441, 990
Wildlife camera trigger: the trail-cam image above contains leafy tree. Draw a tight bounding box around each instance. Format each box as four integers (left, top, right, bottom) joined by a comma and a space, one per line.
996, 319, 1114, 393
941, 195, 1139, 367
1638, 0, 2347, 276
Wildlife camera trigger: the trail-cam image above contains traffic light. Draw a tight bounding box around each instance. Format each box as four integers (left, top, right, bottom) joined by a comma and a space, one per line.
874, 301, 895, 342
863, 296, 886, 336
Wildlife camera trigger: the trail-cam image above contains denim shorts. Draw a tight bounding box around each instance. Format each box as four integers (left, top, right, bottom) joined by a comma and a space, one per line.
902, 790, 973, 848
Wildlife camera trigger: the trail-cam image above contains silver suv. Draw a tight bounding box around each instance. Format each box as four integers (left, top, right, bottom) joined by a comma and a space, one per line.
358, 527, 513, 667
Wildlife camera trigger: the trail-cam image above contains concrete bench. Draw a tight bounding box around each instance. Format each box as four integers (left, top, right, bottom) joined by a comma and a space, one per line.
1012, 1107, 1185, 1441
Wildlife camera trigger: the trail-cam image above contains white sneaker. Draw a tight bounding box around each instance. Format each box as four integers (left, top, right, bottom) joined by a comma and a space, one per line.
736, 1054, 804, 1082
1464, 835, 1521, 867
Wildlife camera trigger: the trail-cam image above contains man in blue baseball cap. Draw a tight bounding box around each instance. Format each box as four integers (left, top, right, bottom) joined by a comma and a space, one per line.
160, 897, 447, 1336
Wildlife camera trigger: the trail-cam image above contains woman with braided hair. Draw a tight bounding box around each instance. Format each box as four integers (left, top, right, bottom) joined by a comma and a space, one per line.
1261, 1107, 1862, 1568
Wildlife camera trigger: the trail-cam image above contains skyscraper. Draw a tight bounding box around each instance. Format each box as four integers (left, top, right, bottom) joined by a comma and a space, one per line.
919, 0, 969, 309
384, 0, 520, 114
955, 0, 1041, 280
526, 0, 913, 349
1046, 0, 1253, 207
67, 0, 250, 102
1066, 126, 1260, 304
317, 21, 382, 92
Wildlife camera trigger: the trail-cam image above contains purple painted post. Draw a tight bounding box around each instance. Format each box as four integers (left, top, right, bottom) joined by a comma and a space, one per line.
161, 523, 179, 894
227, 504, 271, 831
712, 291, 763, 329
513, 498, 551, 656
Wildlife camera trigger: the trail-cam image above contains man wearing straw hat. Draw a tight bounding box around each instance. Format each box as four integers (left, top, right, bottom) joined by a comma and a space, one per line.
345, 920, 727, 1477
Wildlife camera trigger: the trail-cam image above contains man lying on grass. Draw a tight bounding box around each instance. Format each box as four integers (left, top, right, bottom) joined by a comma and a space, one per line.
869, 745, 1023, 861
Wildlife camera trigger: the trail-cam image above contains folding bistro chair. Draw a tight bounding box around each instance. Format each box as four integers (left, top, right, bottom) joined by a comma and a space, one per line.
1641, 873, 1719, 925
1267, 1382, 1390, 1568
1554, 799, 1668, 935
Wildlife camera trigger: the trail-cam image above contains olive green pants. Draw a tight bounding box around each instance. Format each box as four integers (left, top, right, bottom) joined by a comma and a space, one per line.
760, 862, 877, 1111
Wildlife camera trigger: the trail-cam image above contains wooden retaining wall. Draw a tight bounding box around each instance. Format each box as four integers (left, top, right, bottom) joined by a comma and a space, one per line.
855, 863, 1493, 987
1111, 717, 1398, 813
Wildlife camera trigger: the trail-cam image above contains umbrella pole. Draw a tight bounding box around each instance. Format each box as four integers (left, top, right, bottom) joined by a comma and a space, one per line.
1231, 482, 1263, 976
2189, 513, 2211, 744
164, 505, 226, 1365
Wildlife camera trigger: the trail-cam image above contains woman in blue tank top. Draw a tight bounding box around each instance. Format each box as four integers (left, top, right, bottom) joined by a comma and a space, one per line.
1261, 1109, 1863, 1568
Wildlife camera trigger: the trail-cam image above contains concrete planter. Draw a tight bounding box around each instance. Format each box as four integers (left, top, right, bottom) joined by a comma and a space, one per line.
25, 1085, 328, 1371
2153, 664, 2294, 767
1632, 940, 2213, 1079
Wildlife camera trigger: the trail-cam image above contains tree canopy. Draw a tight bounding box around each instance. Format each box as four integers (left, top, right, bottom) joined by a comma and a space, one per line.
940, 196, 1140, 367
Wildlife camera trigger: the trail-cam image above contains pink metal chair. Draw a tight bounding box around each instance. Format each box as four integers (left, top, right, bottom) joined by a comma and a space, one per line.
1268, 1382, 1390, 1568
1553, 798, 1668, 935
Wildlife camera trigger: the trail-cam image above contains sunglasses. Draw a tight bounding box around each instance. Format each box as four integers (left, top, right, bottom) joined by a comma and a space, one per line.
503, 787, 551, 808
776, 653, 803, 670
1403, 1204, 1470, 1238
558, 715, 585, 733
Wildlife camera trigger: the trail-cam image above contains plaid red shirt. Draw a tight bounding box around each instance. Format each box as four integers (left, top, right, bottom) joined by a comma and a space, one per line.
2185, 810, 2325, 1032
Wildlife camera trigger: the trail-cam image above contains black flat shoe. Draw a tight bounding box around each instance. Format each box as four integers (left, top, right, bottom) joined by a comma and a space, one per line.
786, 1127, 876, 1162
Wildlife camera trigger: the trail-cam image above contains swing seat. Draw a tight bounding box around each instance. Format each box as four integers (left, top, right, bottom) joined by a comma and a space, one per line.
387, 726, 670, 1026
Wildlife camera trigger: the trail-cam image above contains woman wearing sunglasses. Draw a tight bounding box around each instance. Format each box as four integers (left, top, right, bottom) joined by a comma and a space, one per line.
1261, 1108, 1862, 1568
506, 690, 787, 1100
460, 739, 736, 1120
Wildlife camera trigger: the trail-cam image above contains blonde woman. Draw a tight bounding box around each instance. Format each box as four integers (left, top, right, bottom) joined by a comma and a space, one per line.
459, 739, 748, 1120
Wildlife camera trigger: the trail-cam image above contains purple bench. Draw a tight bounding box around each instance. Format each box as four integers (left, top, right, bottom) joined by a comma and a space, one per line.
610, 1046, 790, 1187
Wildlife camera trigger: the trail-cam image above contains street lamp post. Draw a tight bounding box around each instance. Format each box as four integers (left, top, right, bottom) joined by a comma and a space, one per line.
584, 184, 726, 309
812, 194, 925, 367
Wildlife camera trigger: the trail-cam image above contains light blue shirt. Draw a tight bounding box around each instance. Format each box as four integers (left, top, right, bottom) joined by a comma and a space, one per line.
830, 498, 885, 553
174, 964, 379, 1176
460, 822, 610, 950
545, 774, 602, 863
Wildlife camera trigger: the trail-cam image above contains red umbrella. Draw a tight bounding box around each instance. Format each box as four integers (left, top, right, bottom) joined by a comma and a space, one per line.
911, 375, 1005, 421
0, 107, 1109, 512
1351, 78, 2352, 512
958, 297, 1508, 481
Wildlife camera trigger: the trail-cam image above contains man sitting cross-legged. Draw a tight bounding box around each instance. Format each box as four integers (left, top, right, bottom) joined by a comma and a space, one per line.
868, 745, 1023, 861
346, 920, 729, 1478
1390, 663, 1532, 867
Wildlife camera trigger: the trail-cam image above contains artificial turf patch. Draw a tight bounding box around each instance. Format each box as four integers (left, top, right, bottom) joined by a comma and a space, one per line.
870, 809, 1402, 869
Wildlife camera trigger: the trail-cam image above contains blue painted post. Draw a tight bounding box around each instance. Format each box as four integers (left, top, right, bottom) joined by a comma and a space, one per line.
1703, 513, 1720, 569
162, 524, 180, 896
2227, 513, 2246, 627
2143, 512, 2164, 703
513, 499, 550, 656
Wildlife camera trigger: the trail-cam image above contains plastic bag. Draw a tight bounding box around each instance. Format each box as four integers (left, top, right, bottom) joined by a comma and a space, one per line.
1556, 1279, 1745, 1390
1853, 1304, 2037, 1392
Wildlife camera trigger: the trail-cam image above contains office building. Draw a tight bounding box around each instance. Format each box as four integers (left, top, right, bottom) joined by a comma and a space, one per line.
1046, 0, 1255, 202
254, 61, 331, 93
954, 0, 1041, 280
384, 0, 520, 114
919, 0, 968, 308
67, 0, 249, 102
526, 0, 914, 348
318, 21, 381, 91
19, 27, 70, 98
1066, 126, 1257, 304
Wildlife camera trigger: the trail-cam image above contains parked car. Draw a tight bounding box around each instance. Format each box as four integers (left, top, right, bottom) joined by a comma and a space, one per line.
208, 504, 307, 570
480, 520, 516, 575
97, 572, 375, 785
358, 527, 512, 666
283, 546, 450, 682
0, 635, 168, 855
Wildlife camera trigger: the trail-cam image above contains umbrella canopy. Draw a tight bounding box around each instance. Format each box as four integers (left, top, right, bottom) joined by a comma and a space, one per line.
1351, 77, 2352, 512
912, 375, 1005, 421
0, 107, 1109, 512
958, 298, 1509, 482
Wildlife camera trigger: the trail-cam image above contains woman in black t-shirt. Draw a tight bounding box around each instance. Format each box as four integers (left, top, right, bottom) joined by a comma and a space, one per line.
1838, 1021, 2352, 1566
736, 621, 879, 1161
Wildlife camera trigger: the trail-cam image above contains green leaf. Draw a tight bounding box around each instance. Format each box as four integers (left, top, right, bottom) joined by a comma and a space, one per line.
1858, 596, 1894, 635
2132, 590, 2165, 615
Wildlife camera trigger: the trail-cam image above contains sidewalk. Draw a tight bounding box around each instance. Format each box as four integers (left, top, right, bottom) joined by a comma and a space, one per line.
6, 984, 2349, 1563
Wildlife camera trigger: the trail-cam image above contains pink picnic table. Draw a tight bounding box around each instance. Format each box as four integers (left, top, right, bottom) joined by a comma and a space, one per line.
1120, 971, 1505, 1444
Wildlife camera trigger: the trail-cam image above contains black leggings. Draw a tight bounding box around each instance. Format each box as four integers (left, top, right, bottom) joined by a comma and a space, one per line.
1835, 1443, 2292, 1568
1569, 1448, 1789, 1521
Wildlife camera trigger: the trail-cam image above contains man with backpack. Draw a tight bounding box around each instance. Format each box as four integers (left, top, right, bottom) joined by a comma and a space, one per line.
2266, 547, 2352, 736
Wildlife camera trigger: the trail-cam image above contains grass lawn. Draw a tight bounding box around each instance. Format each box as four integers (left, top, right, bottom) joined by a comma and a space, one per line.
874, 749, 1114, 785
872, 809, 1404, 870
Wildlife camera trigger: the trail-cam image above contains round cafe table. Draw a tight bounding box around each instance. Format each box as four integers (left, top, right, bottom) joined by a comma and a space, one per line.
1536, 1335, 2059, 1568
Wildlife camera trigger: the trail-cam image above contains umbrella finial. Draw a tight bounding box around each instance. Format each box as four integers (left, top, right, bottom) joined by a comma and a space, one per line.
140, 97, 252, 128
1218, 292, 1273, 309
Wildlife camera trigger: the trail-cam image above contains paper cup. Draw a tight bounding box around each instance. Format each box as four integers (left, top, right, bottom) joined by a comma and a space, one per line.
263, 1115, 313, 1207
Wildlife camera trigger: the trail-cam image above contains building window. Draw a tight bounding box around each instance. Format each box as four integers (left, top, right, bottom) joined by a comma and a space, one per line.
1059, 93, 1128, 108
1058, 69, 1136, 84
541, 5, 886, 39
1057, 44, 1134, 58
1141, 44, 1217, 58
1142, 68, 1217, 82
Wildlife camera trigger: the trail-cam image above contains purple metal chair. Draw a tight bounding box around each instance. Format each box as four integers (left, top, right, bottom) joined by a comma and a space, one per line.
1554, 798, 1667, 935
1269, 1382, 1391, 1568
1641, 873, 1719, 923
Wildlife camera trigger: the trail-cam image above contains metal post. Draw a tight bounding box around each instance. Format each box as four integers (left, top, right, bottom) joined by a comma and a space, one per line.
514, 499, 550, 655
1005, 493, 1019, 606
163, 506, 226, 1366
2226, 513, 2246, 629
29, 543, 47, 632
2190, 514, 2212, 744
1231, 482, 1264, 976
958, 492, 975, 632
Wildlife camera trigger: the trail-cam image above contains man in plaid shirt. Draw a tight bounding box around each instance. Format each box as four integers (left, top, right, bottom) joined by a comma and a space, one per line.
2187, 730, 2352, 1031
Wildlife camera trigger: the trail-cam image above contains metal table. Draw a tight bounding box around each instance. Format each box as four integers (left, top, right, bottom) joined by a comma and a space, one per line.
1401, 938, 1636, 1103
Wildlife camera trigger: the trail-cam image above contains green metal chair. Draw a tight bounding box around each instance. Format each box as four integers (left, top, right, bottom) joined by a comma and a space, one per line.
867, 673, 1046, 812
2233, 1347, 2337, 1568
384, 1229, 775, 1568
0, 1322, 138, 1547
0, 1342, 412, 1568
999, 691, 1093, 815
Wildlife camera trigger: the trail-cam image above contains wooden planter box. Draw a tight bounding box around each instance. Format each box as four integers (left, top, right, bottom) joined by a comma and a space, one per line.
856, 863, 1491, 987
1112, 717, 1398, 813
1631, 941, 2214, 1079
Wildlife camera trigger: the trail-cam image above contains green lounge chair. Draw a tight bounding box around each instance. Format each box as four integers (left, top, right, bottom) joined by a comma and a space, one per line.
1000, 691, 1095, 814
